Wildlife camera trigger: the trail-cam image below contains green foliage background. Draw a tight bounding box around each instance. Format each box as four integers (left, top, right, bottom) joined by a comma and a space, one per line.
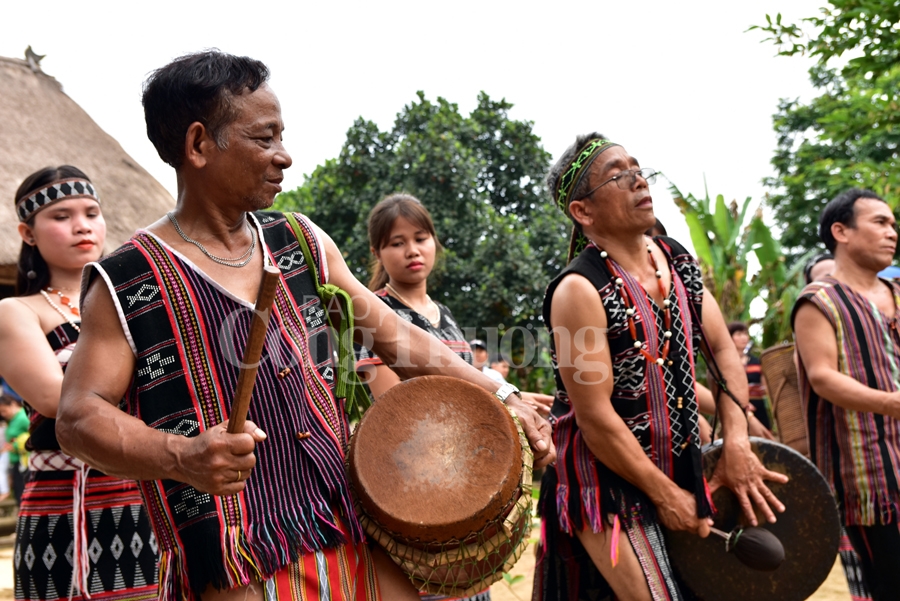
273, 92, 570, 392
669, 182, 804, 348
753, 1, 900, 259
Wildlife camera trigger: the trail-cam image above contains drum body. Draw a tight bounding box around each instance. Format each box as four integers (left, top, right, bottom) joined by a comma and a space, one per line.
348, 376, 533, 597
760, 343, 809, 456
665, 438, 839, 601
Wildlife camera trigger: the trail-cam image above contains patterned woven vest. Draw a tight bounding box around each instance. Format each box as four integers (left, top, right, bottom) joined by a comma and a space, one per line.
87, 212, 359, 600
541, 236, 711, 532
794, 278, 900, 525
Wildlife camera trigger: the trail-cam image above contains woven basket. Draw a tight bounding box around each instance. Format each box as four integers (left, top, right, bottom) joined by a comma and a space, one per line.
759, 344, 809, 457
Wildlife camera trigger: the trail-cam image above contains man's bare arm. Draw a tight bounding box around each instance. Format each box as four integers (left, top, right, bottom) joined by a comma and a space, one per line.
694, 383, 771, 442
56, 277, 263, 496
358, 364, 402, 400
795, 301, 900, 417
315, 222, 554, 468
551, 273, 710, 535
700, 287, 787, 525
700, 288, 752, 440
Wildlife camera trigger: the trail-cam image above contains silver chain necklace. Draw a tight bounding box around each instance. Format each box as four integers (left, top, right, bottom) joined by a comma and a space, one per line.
167, 212, 257, 268
384, 282, 441, 327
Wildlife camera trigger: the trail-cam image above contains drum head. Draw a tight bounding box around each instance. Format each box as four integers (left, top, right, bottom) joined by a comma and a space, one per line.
348, 375, 523, 542
665, 438, 840, 601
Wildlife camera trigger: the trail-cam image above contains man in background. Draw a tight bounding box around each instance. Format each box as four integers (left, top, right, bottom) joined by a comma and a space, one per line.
793, 188, 900, 600
469, 338, 489, 370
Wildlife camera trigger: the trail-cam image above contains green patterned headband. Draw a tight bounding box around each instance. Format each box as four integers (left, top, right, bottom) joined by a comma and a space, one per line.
554, 138, 619, 213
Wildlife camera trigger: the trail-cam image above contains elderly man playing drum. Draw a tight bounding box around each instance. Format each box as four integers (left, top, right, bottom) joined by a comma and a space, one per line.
533, 134, 787, 601
793, 189, 900, 601
54, 50, 553, 601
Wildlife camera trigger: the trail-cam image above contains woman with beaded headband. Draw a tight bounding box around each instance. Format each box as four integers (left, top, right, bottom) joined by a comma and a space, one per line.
533, 134, 787, 601
0, 166, 158, 601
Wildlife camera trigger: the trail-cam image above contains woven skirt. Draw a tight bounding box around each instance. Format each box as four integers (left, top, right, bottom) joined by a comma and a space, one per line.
15, 452, 158, 601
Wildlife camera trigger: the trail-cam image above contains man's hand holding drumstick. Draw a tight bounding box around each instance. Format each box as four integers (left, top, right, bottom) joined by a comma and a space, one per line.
170, 420, 266, 497
151, 265, 282, 497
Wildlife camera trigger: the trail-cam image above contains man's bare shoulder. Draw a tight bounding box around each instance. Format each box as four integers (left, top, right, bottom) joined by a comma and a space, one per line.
550, 273, 606, 328
792, 298, 836, 340
303, 216, 336, 249
81, 275, 130, 336
790, 279, 840, 331
143, 215, 173, 237
551, 272, 601, 306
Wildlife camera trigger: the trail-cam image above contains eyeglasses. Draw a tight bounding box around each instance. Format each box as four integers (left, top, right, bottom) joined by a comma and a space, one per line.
582, 168, 658, 198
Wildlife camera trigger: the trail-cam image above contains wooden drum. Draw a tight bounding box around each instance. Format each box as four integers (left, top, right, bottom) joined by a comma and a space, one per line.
347, 376, 533, 597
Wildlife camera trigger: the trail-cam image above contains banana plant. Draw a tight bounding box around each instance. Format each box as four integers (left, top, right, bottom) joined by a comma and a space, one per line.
669, 182, 759, 323
756, 247, 818, 348
669, 182, 803, 346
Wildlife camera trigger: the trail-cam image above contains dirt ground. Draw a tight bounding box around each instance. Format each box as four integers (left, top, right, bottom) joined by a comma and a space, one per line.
0, 523, 853, 601
0, 533, 14, 600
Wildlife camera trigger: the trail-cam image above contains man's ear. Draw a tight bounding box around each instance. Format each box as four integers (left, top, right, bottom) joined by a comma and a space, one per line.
568, 199, 594, 229
831, 221, 850, 245
183, 122, 218, 169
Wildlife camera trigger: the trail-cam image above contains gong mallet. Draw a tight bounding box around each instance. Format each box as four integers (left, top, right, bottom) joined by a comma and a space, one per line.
710, 526, 785, 571
227, 265, 281, 434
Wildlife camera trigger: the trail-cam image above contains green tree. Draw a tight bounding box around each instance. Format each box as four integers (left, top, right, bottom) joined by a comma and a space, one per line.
764, 65, 900, 256
669, 183, 799, 346
752, 3, 900, 258
274, 92, 568, 389
752, 2, 900, 81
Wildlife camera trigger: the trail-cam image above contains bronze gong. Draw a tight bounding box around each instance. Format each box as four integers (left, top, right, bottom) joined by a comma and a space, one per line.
664, 438, 840, 601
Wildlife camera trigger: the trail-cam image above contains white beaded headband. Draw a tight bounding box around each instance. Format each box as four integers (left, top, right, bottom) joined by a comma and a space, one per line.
16, 178, 100, 222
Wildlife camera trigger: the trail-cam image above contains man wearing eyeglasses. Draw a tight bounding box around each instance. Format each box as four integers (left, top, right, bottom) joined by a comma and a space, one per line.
534, 133, 787, 601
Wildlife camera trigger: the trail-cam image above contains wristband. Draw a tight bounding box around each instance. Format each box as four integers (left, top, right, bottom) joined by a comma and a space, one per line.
493, 382, 521, 403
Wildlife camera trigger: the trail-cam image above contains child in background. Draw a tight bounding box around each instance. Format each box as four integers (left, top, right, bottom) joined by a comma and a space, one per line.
0, 394, 29, 504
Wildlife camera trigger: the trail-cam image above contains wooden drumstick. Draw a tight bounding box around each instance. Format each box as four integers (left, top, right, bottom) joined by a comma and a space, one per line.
227, 265, 281, 434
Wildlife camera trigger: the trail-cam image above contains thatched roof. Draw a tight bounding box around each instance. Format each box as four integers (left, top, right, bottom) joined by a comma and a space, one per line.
0, 55, 174, 286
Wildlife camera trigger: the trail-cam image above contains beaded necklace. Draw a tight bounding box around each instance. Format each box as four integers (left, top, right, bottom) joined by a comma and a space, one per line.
40, 289, 80, 332
46, 286, 79, 316
594, 240, 673, 366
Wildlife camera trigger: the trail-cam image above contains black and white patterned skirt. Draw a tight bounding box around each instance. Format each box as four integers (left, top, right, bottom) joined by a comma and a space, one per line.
15, 454, 158, 601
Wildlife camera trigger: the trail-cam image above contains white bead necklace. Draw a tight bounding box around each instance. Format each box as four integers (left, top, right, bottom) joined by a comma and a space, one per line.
40, 290, 80, 332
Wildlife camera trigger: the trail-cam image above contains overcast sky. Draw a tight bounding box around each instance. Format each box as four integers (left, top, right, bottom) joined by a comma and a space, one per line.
3, 0, 820, 252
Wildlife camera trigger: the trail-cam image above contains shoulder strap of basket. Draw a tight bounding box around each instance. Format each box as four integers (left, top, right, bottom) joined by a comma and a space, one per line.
685, 296, 749, 435
284, 212, 370, 421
